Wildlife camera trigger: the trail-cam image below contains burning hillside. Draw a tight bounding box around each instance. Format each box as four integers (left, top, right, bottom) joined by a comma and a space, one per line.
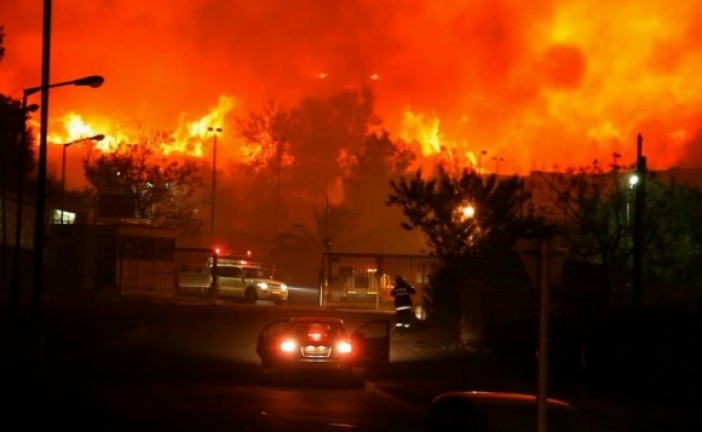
2, 0, 702, 183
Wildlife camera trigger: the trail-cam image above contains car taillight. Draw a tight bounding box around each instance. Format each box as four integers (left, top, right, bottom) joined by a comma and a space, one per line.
280, 339, 298, 353
308, 332, 323, 342
336, 340, 352, 354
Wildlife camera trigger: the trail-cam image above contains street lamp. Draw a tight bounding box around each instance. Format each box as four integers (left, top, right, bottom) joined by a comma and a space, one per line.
25, 72, 105, 226
492, 156, 505, 175
477, 150, 487, 174
28, 55, 104, 391
457, 203, 476, 221
23, 74, 104, 98
626, 173, 639, 222
208, 126, 222, 244
60, 134, 105, 223
456, 202, 478, 249
11, 75, 103, 315
628, 173, 639, 188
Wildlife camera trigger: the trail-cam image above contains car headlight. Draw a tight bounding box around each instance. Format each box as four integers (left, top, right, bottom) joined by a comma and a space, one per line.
256, 282, 268, 290
281, 284, 288, 291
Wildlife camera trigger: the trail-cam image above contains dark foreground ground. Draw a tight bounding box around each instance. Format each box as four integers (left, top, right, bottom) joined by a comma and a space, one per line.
2, 295, 701, 431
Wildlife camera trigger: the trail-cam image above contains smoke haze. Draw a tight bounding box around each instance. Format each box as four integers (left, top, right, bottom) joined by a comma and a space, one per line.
2, 0, 702, 174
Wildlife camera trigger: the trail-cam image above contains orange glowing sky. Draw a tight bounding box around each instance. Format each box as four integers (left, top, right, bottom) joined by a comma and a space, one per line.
3, 0, 702, 179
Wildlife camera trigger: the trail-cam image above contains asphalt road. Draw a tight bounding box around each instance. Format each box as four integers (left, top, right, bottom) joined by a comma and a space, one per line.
3, 296, 700, 431
4, 299, 435, 431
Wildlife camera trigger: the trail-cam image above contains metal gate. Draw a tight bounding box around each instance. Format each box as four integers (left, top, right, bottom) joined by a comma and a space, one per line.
320, 253, 439, 311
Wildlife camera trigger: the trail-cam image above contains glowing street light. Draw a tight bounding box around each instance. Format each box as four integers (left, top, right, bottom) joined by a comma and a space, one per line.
459, 203, 476, 221
456, 202, 478, 248
628, 173, 640, 188
60, 134, 105, 223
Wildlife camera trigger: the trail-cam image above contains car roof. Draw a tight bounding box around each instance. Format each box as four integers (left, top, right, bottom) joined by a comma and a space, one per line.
289, 316, 345, 325
432, 391, 575, 410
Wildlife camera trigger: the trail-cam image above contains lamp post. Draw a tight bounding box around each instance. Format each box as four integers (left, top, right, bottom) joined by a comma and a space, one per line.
26, 0, 105, 394
23, 75, 104, 98
60, 134, 105, 223
208, 127, 222, 245
319, 194, 332, 307
632, 134, 646, 302
27, 73, 104, 296
477, 150, 487, 175
492, 156, 505, 175
14, 74, 105, 314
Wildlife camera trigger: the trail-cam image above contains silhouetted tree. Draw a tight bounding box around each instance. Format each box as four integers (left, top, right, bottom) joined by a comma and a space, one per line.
0, 95, 36, 191
340, 131, 422, 252
270, 202, 361, 286
389, 165, 549, 260
83, 136, 205, 234
534, 156, 702, 297
1, 94, 36, 289
236, 99, 292, 235
233, 88, 383, 268
283, 86, 380, 201
643, 178, 702, 283
388, 165, 552, 342
532, 158, 631, 292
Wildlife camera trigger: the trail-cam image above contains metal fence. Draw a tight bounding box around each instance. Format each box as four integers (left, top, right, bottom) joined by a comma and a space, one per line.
116, 235, 177, 297
95, 246, 215, 298
173, 248, 215, 296
175, 248, 214, 273
320, 252, 440, 311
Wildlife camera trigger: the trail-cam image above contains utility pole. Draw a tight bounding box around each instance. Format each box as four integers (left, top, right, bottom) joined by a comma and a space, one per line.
319, 195, 332, 307
515, 237, 568, 432
208, 127, 222, 245
632, 134, 646, 302
274, 137, 282, 234
536, 240, 550, 432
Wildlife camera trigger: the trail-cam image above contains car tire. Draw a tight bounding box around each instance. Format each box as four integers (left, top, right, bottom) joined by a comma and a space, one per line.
245, 287, 258, 304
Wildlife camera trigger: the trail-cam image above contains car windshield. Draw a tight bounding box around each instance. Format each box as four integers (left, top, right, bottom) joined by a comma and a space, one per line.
291, 322, 344, 340
243, 267, 268, 278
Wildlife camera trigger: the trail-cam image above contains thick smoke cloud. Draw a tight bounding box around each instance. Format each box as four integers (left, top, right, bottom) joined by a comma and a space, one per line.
2, 0, 702, 173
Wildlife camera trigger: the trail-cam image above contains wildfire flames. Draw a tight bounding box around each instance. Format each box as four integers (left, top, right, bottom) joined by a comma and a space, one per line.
3, 0, 702, 185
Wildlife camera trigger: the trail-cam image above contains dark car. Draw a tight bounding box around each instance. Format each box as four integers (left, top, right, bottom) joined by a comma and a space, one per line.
428, 391, 582, 431
255, 316, 390, 375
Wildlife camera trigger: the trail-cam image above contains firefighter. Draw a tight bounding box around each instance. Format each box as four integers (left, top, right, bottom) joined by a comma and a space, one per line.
391, 275, 416, 330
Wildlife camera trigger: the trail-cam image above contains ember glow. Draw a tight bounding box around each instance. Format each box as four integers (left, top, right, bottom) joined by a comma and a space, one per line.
3, 0, 702, 180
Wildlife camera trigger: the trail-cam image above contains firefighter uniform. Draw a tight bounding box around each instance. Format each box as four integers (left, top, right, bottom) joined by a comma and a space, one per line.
391, 275, 416, 329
